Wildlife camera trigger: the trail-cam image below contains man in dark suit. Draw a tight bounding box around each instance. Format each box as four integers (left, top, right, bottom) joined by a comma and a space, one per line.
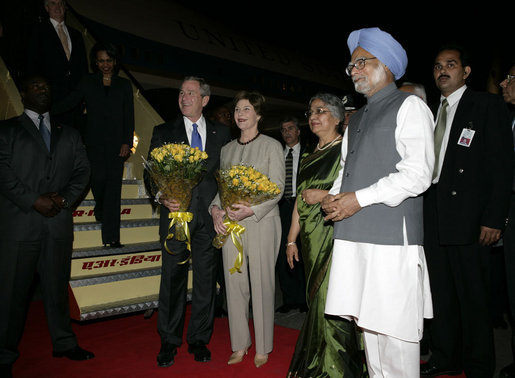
0, 75, 92, 378
421, 46, 513, 378
499, 63, 515, 378
146, 77, 230, 368
26, 0, 88, 127
276, 116, 307, 313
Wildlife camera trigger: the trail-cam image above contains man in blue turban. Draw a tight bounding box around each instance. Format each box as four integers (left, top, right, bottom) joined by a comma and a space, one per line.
347, 27, 408, 81
322, 27, 435, 377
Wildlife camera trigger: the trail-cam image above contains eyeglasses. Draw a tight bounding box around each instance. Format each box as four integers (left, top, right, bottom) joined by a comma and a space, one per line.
505, 74, 515, 84
305, 108, 331, 118
345, 57, 377, 76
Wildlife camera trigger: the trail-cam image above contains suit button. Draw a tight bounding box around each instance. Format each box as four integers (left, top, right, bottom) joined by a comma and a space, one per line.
451, 191, 457, 196
345, 172, 350, 177
350, 150, 355, 154
458, 169, 464, 173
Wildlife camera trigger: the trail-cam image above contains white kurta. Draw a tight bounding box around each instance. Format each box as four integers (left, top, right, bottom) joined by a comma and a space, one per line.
324, 95, 434, 343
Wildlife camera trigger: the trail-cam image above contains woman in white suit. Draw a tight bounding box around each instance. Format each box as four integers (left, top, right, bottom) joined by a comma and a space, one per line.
210, 90, 284, 368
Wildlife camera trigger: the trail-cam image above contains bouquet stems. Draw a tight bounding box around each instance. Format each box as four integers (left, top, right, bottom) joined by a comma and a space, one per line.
213, 216, 246, 274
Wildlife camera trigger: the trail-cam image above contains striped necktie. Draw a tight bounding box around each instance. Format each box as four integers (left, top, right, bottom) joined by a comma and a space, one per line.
284, 148, 293, 197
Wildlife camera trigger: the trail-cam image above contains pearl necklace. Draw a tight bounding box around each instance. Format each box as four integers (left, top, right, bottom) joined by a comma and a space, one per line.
316, 135, 342, 151
237, 132, 260, 145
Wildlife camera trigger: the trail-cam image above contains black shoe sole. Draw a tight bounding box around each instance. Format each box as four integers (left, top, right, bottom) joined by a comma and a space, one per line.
52, 352, 94, 360
421, 369, 461, 377
157, 359, 175, 368
188, 346, 211, 362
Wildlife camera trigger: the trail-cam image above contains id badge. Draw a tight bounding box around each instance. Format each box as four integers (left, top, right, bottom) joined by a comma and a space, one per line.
457, 128, 475, 147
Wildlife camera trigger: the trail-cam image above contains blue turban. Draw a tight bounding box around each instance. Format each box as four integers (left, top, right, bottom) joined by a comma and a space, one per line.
347, 27, 408, 80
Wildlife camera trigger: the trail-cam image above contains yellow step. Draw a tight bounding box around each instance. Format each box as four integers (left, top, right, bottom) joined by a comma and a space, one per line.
73, 199, 156, 223
69, 275, 160, 320
83, 179, 149, 200
73, 219, 159, 249
71, 247, 162, 280
68, 268, 193, 321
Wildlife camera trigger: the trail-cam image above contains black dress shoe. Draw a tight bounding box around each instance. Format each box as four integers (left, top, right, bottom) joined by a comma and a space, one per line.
157, 343, 177, 367
103, 241, 124, 248
500, 363, 515, 378
53, 346, 95, 360
188, 342, 211, 362
0, 364, 12, 378
420, 362, 461, 377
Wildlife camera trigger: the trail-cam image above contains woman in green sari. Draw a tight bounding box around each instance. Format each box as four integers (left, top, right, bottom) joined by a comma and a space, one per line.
286, 93, 365, 377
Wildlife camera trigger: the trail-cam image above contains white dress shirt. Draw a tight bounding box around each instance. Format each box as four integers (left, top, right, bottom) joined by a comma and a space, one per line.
432, 85, 467, 183
183, 115, 207, 151
49, 18, 72, 55
25, 109, 51, 132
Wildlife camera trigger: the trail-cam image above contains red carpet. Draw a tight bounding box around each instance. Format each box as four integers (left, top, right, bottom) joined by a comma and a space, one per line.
13, 301, 298, 378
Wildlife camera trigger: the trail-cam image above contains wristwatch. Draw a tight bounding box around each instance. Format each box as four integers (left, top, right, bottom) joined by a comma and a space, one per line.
61, 197, 69, 208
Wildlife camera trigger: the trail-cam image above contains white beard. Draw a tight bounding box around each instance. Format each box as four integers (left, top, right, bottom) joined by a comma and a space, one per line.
353, 65, 388, 96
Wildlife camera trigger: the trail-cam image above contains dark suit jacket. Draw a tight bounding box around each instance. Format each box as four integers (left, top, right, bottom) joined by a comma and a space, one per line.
0, 113, 90, 241
146, 117, 231, 239
429, 88, 513, 245
26, 18, 88, 102
53, 72, 134, 148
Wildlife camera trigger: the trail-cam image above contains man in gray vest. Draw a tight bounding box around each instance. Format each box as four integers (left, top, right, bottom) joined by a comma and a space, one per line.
321, 27, 435, 377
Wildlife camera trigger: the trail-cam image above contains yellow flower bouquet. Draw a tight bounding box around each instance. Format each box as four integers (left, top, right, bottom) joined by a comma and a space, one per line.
143, 143, 208, 261
213, 165, 281, 273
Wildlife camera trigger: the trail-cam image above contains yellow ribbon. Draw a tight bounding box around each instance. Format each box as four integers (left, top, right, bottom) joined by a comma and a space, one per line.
223, 219, 246, 274
164, 211, 193, 265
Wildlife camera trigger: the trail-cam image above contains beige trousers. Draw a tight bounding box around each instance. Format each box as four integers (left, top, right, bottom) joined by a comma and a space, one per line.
222, 215, 281, 355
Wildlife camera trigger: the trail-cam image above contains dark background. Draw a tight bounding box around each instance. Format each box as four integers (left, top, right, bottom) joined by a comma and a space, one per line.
1, 1, 512, 109
173, 1, 513, 105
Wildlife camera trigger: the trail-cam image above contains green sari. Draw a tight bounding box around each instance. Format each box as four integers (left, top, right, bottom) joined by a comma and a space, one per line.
288, 141, 365, 378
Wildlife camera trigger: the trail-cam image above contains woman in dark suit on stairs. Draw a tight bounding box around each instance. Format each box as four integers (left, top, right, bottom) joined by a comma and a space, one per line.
54, 41, 134, 247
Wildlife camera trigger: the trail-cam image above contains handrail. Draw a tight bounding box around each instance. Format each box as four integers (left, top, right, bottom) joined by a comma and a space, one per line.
0, 56, 23, 120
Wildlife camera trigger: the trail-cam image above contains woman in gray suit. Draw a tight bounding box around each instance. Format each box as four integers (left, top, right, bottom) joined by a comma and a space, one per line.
210, 91, 284, 368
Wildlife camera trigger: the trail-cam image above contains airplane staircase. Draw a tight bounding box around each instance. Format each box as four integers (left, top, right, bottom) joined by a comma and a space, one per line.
0, 9, 197, 321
